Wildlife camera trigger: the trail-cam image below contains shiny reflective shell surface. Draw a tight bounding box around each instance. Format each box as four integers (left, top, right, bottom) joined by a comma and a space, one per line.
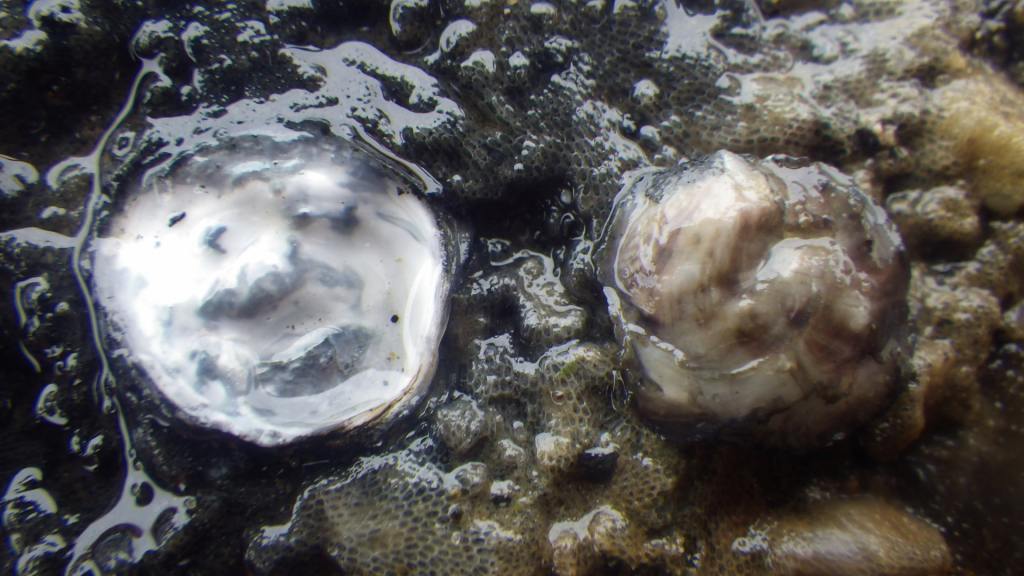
92, 140, 452, 446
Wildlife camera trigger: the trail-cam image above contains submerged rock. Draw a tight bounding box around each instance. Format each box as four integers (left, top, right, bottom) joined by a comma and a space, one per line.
885, 186, 981, 258
598, 151, 909, 448
733, 498, 952, 576
91, 137, 454, 446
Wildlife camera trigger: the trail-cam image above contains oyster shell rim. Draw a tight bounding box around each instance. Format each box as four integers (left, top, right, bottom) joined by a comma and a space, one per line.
88, 133, 458, 447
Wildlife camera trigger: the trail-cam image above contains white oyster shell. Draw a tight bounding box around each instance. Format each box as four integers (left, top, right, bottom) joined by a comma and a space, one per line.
599, 151, 908, 447
91, 139, 452, 446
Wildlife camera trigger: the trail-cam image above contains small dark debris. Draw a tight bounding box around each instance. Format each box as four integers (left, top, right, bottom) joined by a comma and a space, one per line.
204, 225, 227, 253
575, 447, 618, 483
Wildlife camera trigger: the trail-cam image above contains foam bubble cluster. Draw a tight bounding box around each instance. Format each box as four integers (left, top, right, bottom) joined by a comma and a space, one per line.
92, 139, 452, 446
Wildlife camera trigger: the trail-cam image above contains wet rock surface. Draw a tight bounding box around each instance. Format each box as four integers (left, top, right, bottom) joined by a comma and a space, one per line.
0, 0, 1023, 574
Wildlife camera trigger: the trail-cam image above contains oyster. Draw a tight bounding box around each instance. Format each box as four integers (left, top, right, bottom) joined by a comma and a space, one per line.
598, 151, 908, 447
91, 138, 453, 446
